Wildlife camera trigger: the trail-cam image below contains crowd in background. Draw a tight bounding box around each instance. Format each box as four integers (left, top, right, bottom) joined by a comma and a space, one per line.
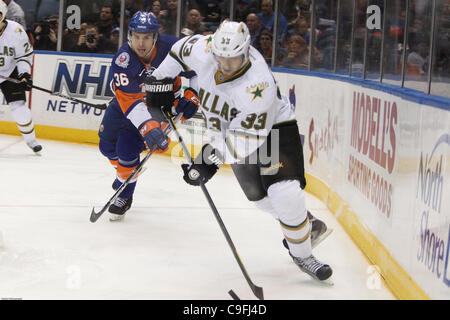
7, 0, 450, 95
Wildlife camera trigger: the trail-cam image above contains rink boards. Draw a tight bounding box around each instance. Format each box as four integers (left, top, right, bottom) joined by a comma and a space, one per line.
0, 51, 449, 299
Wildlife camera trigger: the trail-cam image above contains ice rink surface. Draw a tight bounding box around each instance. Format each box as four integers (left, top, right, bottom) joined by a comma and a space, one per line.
0, 134, 395, 300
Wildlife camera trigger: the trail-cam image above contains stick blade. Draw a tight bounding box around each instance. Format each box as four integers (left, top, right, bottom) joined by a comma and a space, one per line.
253, 285, 264, 300
90, 206, 106, 223
228, 290, 240, 300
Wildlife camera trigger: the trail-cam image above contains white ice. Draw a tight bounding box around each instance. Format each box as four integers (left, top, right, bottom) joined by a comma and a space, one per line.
0, 134, 395, 300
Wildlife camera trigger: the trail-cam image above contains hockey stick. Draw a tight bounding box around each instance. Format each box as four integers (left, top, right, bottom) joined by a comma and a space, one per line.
0, 74, 107, 110
90, 113, 183, 222
163, 111, 264, 301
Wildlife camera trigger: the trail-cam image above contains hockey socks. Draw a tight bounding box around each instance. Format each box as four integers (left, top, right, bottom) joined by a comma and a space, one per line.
9, 101, 39, 146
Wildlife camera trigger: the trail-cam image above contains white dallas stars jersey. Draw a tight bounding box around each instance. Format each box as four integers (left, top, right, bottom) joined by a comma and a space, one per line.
0, 20, 33, 83
152, 34, 295, 164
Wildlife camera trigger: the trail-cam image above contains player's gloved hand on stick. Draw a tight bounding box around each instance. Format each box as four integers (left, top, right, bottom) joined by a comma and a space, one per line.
145, 76, 175, 112
182, 144, 223, 186
139, 120, 169, 152
18, 73, 33, 91
173, 87, 199, 120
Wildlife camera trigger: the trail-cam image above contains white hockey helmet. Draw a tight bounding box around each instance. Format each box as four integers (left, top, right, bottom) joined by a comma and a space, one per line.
212, 20, 251, 63
0, 1, 7, 23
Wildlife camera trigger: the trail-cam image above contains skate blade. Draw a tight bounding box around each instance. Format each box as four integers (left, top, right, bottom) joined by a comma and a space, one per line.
317, 277, 334, 286
307, 274, 334, 286
312, 228, 333, 249
109, 214, 125, 222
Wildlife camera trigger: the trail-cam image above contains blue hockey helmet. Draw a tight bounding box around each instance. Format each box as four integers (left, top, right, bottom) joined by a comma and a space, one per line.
128, 12, 160, 58
128, 11, 160, 35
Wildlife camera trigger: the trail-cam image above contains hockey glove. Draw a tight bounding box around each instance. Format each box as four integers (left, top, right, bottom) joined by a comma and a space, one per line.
18, 73, 33, 91
173, 87, 199, 120
139, 120, 169, 152
182, 144, 223, 186
145, 76, 175, 113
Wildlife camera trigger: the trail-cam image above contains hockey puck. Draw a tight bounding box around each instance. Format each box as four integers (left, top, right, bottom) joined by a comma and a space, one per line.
228, 290, 240, 300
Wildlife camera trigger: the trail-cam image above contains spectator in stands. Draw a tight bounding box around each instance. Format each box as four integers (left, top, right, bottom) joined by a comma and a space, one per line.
72, 23, 115, 54
159, 0, 177, 35
96, 4, 118, 41
4, 0, 26, 28
202, 0, 221, 31
33, 15, 58, 51
246, 13, 263, 46
280, 34, 319, 69
258, 0, 288, 42
183, 8, 207, 35
256, 28, 280, 66
144, 0, 168, 12
235, 0, 259, 22
125, 0, 140, 16
150, 0, 162, 17
109, 26, 120, 49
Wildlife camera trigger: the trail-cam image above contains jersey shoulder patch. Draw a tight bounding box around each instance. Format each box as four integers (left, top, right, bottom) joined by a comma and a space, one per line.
115, 52, 131, 68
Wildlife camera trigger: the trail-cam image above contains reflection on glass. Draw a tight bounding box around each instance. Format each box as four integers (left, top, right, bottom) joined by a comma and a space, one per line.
336, 0, 353, 74
158, 0, 179, 36
351, 0, 367, 77
16, 0, 60, 31
313, 0, 339, 72
365, 0, 384, 81
431, 0, 450, 98
54, 0, 124, 54
382, 0, 406, 86
403, 0, 433, 93
276, 0, 321, 69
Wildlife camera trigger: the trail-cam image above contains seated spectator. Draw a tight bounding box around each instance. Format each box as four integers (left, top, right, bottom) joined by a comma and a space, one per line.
109, 27, 120, 49
255, 29, 280, 66
159, 0, 177, 35
125, 0, 140, 16
183, 8, 207, 35
203, 0, 221, 31
4, 0, 26, 28
96, 4, 118, 41
235, 0, 259, 22
71, 24, 115, 54
149, 0, 162, 17
280, 34, 320, 69
32, 15, 59, 51
258, 0, 288, 42
246, 13, 263, 46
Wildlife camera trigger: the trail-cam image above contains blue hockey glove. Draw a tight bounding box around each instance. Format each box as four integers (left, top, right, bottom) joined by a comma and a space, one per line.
139, 120, 169, 152
174, 87, 199, 120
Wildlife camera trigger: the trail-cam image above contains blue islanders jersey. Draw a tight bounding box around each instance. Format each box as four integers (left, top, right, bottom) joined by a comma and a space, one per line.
100, 34, 184, 144
110, 34, 182, 116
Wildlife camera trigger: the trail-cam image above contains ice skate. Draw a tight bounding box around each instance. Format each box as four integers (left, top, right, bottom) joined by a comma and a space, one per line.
291, 253, 333, 282
27, 140, 42, 154
109, 197, 133, 221
307, 211, 333, 249
282, 211, 333, 250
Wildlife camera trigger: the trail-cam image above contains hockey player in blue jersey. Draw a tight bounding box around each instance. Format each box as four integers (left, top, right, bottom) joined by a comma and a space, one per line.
98, 12, 199, 221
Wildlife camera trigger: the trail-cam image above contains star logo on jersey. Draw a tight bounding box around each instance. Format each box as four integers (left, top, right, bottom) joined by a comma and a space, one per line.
251, 87, 263, 100
246, 82, 269, 102
205, 35, 213, 52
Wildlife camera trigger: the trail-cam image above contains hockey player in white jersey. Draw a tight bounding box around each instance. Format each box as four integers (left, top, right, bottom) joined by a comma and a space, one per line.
150, 20, 332, 281
0, 1, 41, 153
